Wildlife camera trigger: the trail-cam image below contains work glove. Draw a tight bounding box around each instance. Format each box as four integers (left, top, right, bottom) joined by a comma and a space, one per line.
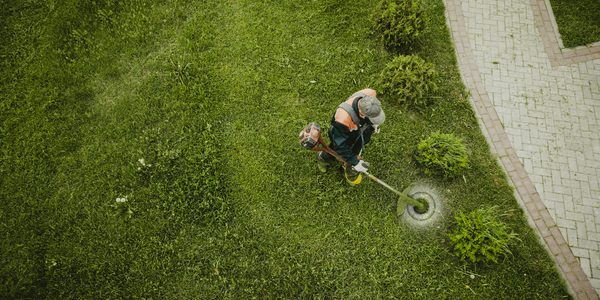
352, 160, 370, 173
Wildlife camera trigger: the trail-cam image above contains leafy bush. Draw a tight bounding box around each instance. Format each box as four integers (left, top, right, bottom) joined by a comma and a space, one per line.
448, 206, 519, 264
415, 133, 468, 178
372, 0, 426, 52
378, 55, 438, 110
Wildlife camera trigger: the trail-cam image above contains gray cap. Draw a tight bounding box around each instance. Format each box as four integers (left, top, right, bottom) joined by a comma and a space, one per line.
359, 95, 385, 126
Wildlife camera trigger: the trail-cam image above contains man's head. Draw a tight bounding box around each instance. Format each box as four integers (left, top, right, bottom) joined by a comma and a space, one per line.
358, 95, 385, 126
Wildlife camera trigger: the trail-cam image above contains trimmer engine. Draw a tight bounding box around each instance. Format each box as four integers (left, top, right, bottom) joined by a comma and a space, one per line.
299, 122, 322, 149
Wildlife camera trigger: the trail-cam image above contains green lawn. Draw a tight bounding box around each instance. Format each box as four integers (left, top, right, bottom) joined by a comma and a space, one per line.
1, 0, 570, 298
549, 0, 600, 47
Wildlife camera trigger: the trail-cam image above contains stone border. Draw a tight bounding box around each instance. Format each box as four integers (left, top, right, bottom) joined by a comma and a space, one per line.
443, 1, 597, 299
533, 0, 600, 66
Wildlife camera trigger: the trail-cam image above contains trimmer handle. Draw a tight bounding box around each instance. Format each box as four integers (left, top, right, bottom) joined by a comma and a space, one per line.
318, 141, 352, 169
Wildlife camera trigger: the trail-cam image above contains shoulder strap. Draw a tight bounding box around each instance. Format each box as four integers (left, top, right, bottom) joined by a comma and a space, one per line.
338, 98, 362, 125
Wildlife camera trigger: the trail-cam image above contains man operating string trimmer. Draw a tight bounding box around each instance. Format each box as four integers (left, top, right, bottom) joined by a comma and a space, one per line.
317, 88, 385, 177
300, 89, 430, 214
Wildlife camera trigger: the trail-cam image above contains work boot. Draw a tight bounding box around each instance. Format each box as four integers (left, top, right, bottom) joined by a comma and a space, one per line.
316, 152, 329, 173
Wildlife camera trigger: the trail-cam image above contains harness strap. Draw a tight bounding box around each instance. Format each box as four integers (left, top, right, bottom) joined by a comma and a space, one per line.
338, 97, 362, 126
337, 96, 369, 156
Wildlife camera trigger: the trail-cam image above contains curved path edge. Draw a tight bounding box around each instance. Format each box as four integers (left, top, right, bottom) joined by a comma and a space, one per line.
534, 0, 600, 66
443, 0, 598, 299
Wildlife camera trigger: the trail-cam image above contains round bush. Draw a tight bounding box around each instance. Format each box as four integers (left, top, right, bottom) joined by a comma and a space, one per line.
372, 0, 426, 52
378, 55, 438, 110
415, 133, 468, 178
448, 206, 519, 264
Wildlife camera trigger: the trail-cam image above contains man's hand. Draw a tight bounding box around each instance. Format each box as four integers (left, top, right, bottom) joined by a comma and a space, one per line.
352, 160, 370, 173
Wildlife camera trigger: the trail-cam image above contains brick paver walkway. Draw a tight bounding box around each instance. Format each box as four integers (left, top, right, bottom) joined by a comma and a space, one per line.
444, 0, 600, 299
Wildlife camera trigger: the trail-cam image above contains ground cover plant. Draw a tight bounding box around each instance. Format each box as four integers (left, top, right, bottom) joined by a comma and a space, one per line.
449, 206, 519, 265
377, 54, 438, 110
415, 132, 469, 178
372, 0, 426, 52
548, 0, 600, 47
1, 0, 570, 298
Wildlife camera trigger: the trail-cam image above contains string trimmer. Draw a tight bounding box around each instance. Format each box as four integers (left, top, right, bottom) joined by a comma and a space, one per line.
299, 122, 429, 216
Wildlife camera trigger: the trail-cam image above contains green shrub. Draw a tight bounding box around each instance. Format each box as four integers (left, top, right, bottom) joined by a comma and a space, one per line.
415, 133, 468, 178
378, 55, 438, 110
448, 206, 519, 264
372, 0, 426, 52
